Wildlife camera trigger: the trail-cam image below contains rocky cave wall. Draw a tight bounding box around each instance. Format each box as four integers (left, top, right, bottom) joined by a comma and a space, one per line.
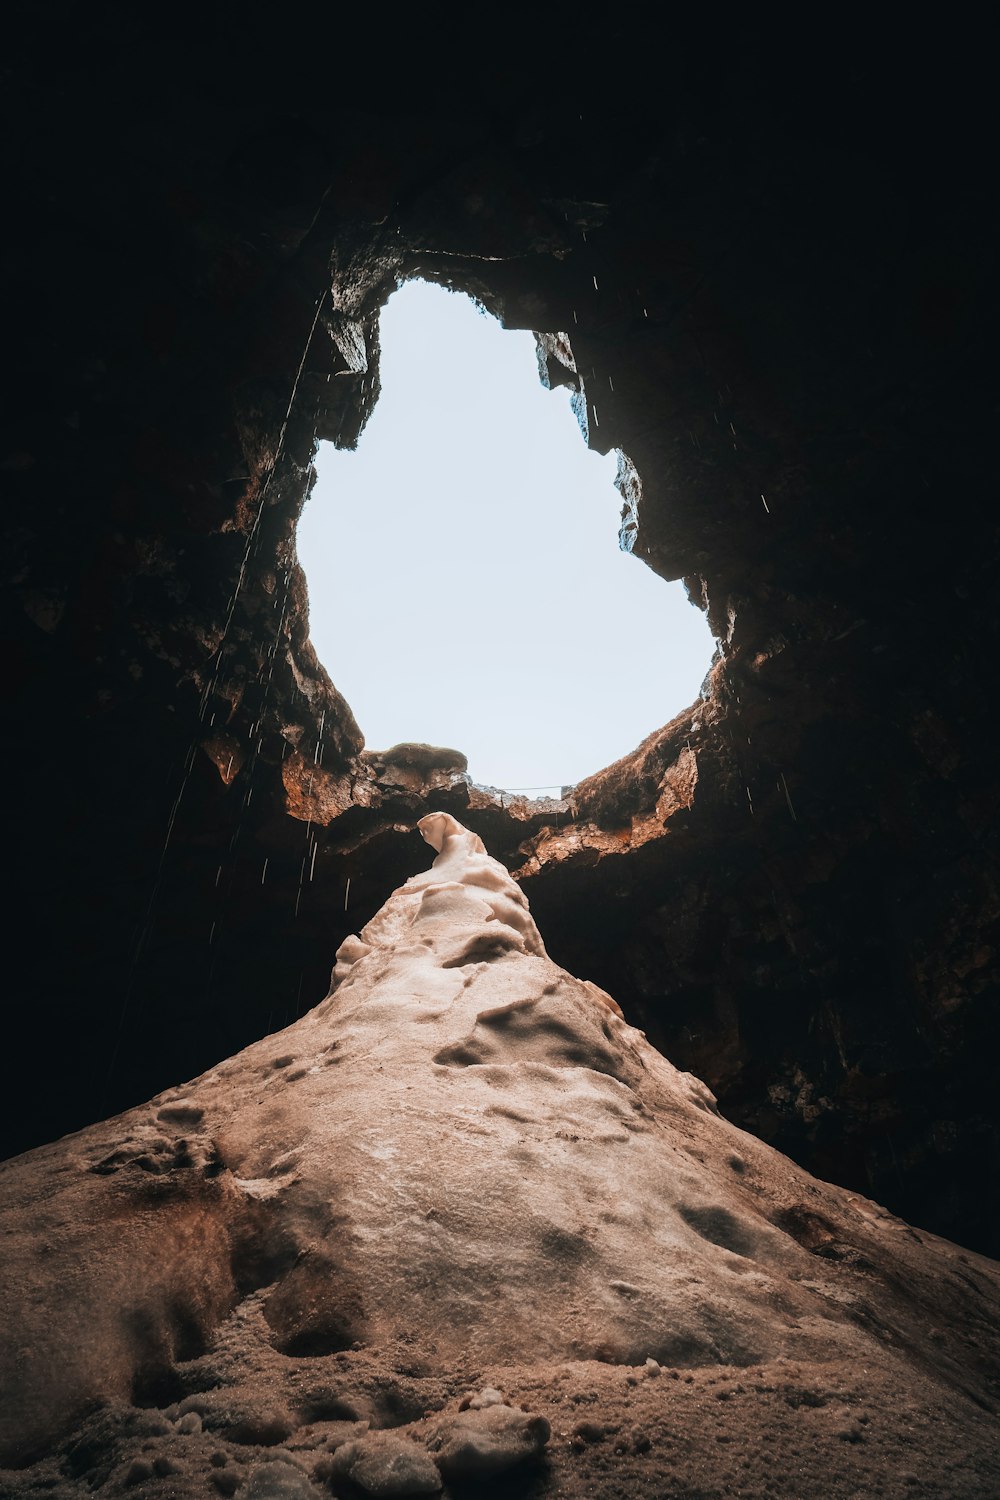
2, 16, 997, 1255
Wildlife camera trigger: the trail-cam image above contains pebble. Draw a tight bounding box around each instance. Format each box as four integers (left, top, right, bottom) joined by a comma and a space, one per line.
125, 1459, 154, 1486
330, 1432, 442, 1496
572, 1420, 605, 1443
177, 1410, 203, 1433
211, 1473, 241, 1498
138, 1415, 173, 1436
459, 1386, 505, 1410
242, 1460, 326, 1498
226, 1408, 296, 1445
428, 1404, 550, 1482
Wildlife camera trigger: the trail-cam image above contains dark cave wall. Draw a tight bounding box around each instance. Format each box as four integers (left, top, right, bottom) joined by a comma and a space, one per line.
2, 15, 997, 1254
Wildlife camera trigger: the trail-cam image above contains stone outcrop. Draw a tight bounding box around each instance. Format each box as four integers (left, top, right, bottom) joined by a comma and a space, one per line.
1, 14, 997, 1265
1, 818, 997, 1495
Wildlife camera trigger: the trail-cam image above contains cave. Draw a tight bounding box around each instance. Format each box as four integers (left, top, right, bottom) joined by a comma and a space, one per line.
2, 12, 997, 1495
297, 276, 716, 795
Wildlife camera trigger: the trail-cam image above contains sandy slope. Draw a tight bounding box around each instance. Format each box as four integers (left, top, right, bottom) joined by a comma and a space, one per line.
1, 814, 998, 1497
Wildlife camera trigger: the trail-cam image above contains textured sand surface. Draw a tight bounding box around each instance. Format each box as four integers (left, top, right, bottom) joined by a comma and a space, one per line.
1, 814, 998, 1496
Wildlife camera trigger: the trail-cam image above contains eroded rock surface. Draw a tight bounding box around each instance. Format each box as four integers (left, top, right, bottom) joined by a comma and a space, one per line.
1, 819, 998, 1496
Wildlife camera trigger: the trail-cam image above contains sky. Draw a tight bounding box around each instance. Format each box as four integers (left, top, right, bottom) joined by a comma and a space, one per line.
298, 280, 715, 796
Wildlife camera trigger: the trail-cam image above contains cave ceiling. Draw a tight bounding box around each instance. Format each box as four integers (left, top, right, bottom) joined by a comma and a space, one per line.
1, 14, 997, 1256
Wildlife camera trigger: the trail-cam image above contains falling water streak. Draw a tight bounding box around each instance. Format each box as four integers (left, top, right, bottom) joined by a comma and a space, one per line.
263, 582, 291, 694
310, 842, 318, 881
779, 772, 798, 823
261, 858, 268, 885
294, 819, 312, 918
163, 786, 184, 850
761, 494, 770, 513
344, 877, 351, 912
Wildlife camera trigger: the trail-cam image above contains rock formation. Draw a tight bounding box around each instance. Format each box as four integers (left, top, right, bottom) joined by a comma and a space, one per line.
2, 818, 997, 1496
2, 16, 997, 1266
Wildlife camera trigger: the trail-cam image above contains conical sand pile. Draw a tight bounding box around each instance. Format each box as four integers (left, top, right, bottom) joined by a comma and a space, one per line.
2, 815, 998, 1496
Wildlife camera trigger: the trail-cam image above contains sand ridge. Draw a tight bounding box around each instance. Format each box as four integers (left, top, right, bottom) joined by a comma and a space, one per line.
1, 815, 997, 1495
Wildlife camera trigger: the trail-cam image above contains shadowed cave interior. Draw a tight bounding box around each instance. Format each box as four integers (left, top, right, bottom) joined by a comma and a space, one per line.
1, 13, 998, 1497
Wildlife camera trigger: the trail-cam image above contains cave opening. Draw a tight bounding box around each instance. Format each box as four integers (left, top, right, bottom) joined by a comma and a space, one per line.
297, 278, 715, 797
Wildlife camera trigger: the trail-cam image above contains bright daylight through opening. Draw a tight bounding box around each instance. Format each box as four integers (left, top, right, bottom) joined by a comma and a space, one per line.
298, 280, 715, 797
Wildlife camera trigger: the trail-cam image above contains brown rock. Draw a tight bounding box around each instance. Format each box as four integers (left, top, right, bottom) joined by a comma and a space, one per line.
428, 1404, 551, 1482
0, 819, 998, 1496
330, 1432, 442, 1496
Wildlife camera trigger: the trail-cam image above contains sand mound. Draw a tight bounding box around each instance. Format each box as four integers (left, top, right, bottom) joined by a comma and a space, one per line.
1, 814, 997, 1495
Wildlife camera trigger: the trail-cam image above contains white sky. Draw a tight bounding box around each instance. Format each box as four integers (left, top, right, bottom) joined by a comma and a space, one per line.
298, 280, 715, 796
